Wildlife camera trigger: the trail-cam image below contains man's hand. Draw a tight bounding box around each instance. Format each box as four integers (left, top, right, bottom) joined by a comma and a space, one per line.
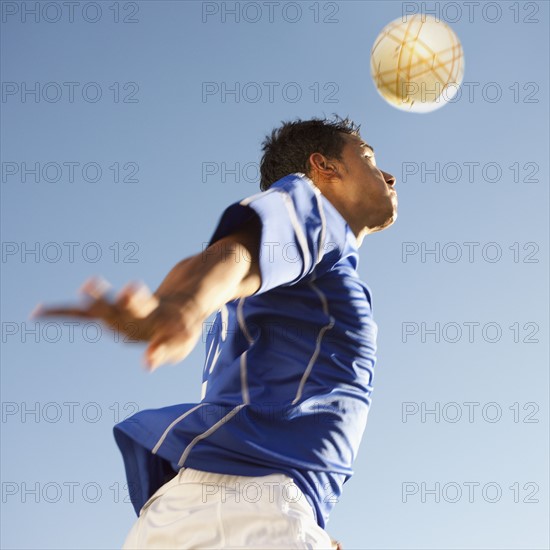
31, 276, 205, 371
30, 216, 262, 371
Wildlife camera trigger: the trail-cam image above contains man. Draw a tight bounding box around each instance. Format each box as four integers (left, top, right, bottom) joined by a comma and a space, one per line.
33, 116, 397, 549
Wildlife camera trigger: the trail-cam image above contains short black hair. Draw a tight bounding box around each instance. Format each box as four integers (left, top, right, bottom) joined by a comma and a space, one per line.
259, 115, 362, 191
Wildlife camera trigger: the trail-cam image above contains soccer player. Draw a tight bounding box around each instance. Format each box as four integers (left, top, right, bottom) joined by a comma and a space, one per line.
32, 116, 397, 549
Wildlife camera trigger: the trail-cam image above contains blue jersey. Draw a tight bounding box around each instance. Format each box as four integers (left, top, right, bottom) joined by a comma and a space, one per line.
113, 173, 378, 528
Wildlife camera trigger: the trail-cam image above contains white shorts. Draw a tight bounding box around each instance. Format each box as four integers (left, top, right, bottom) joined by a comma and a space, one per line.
122, 468, 334, 549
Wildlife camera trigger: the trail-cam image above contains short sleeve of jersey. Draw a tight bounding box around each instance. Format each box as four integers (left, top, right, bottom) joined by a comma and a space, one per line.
206, 173, 351, 296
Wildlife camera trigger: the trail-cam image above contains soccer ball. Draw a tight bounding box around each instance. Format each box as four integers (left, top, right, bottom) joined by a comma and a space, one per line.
370, 14, 465, 113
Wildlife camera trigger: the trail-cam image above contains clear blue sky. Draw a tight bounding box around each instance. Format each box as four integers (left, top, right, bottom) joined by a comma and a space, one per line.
1, 1, 548, 548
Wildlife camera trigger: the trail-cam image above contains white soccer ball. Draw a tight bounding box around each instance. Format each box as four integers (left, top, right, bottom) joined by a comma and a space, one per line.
371, 14, 465, 113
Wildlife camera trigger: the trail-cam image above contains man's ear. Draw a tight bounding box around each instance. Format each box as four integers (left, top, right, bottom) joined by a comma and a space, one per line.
308, 152, 340, 179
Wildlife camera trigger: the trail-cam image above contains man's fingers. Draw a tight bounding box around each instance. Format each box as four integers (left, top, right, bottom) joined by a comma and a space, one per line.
29, 276, 115, 320
79, 276, 112, 299
76, 277, 128, 323
144, 334, 184, 372
29, 303, 44, 319
144, 323, 201, 372
144, 342, 168, 372
31, 300, 121, 322
116, 282, 159, 319
32, 300, 119, 326
30, 305, 95, 319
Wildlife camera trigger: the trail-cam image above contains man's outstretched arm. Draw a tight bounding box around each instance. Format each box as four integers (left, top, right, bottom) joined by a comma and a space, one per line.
31, 215, 262, 371
155, 214, 261, 316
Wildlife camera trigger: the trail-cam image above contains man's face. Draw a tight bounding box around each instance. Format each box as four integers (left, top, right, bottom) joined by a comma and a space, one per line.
336, 133, 397, 233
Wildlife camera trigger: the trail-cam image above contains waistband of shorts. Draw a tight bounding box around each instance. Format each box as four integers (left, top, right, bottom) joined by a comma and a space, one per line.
178, 467, 294, 486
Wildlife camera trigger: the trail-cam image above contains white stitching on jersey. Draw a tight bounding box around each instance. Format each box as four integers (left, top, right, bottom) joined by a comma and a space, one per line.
241, 176, 319, 278
239, 188, 275, 206
278, 189, 311, 279
177, 404, 247, 467
237, 297, 253, 405
151, 403, 208, 455
208, 344, 222, 374
204, 337, 216, 372
313, 190, 326, 265
220, 304, 228, 341
295, 172, 325, 265
239, 353, 250, 405
291, 281, 336, 405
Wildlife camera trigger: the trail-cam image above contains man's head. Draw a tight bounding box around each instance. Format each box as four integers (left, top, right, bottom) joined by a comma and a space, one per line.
259, 116, 397, 246
259, 116, 361, 191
